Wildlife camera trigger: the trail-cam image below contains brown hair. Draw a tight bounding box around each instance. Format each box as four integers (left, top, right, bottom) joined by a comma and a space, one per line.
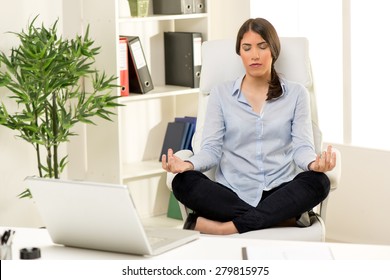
236, 18, 282, 100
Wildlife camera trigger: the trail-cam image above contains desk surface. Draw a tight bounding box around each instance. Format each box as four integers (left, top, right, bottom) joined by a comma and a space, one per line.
3, 226, 390, 260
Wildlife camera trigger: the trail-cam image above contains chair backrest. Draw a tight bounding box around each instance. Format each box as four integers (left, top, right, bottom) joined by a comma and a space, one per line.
193, 37, 322, 162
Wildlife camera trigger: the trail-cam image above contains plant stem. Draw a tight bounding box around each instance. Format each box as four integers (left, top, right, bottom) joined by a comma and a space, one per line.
52, 92, 59, 179
33, 105, 43, 177
35, 143, 43, 178
44, 106, 53, 178
46, 146, 53, 178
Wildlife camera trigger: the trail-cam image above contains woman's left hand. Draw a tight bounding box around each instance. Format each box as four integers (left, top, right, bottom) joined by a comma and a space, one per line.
309, 145, 336, 172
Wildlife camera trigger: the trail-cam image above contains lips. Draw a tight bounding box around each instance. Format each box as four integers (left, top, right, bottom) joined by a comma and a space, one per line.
250, 63, 262, 67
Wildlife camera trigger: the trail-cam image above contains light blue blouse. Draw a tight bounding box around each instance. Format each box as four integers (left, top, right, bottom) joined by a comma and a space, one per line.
188, 75, 317, 207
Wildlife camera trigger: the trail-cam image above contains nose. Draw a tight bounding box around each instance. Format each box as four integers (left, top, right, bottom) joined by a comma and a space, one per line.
251, 49, 260, 60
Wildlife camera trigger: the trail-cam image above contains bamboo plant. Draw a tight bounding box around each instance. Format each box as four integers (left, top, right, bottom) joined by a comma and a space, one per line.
0, 17, 120, 198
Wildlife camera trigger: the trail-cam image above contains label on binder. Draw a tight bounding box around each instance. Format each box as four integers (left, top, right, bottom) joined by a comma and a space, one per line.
130, 41, 147, 69
193, 37, 202, 66
119, 37, 129, 96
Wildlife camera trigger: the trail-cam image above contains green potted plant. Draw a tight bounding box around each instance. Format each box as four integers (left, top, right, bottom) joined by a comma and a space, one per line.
0, 16, 120, 198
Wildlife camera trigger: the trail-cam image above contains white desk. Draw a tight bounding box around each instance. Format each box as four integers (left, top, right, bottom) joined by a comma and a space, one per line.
3, 226, 390, 260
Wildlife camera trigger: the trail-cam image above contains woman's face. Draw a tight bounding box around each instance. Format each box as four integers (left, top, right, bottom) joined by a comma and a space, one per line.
239, 30, 273, 80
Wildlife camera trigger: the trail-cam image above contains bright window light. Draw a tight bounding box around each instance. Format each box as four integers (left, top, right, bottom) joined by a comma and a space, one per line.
250, 0, 343, 145
350, 0, 390, 150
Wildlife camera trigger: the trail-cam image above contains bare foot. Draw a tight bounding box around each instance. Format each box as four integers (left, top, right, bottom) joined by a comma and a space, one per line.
195, 217, 238, 235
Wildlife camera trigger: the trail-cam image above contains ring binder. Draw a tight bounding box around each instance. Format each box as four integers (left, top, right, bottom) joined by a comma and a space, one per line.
164, 32, 202, 88
122, 36, 154, 94
153, 0, 194, 14
194, 0, 206, 13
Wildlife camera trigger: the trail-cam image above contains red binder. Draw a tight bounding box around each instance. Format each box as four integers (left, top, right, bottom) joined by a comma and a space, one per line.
119, 37, 129, 96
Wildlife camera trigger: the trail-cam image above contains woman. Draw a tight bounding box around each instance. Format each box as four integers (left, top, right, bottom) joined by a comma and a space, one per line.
161, 18, 336, 235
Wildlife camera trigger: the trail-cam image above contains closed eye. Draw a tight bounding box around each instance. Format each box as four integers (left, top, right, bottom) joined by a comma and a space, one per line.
258, 42, 268, 50
242, 44, 251, 51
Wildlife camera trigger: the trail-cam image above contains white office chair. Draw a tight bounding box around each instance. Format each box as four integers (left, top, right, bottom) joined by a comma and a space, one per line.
166, 38, 341, 241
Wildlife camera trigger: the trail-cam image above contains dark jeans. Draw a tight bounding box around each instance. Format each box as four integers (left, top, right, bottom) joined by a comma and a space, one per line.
172, 170, 330, 233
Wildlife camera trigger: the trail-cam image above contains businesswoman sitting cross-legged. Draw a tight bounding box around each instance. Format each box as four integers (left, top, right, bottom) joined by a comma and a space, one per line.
161, 17, 336, 235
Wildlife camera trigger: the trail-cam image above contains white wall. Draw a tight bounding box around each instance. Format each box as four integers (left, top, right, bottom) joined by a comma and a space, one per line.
208, 0, 250, 40
0, 0, 63, 227
326, 144, 390, 245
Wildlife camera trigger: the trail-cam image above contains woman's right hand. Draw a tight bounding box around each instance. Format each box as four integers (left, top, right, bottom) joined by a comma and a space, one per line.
161, 148, 194, 174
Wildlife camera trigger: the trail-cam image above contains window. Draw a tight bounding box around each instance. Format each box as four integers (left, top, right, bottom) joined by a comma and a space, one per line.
250, 0, 344, 145
350, 0, 390, 150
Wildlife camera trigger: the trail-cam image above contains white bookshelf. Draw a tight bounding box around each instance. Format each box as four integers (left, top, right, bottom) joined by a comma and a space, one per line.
120, 86, 199, 102
65, 0, 210, 220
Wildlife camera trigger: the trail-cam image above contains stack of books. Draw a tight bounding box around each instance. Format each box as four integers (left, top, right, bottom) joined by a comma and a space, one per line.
159, 116, 197, 161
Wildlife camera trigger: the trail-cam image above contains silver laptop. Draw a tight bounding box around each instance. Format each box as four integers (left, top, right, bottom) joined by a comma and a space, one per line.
25, 176, 199, 256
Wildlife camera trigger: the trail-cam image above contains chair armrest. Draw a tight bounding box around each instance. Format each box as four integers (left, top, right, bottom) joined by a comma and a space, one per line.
324, 147, 342, 191
165, 149, 194, 191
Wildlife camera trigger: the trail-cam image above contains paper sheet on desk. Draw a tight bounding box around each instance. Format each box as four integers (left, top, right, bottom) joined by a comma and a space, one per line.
242, 244, 334, 260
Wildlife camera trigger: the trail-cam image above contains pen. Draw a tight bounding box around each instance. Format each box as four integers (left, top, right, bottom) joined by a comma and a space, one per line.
1, 230, 11, 245
1, 230, 9, 245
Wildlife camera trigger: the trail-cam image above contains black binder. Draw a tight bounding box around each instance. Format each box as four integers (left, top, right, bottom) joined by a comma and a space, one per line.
164, 32, 202, 88
153, 0, 193, 14
122, 36, 154, 94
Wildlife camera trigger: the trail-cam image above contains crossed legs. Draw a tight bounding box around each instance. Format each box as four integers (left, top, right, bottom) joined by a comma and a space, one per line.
172, 170, 330, 234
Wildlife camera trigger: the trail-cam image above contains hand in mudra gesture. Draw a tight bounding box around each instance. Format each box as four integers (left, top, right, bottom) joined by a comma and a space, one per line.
161, 148, 194, 174
309, 145, 337, 172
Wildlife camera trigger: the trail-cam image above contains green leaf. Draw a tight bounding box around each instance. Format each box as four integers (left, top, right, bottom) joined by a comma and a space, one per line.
17, 189, 32, 199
